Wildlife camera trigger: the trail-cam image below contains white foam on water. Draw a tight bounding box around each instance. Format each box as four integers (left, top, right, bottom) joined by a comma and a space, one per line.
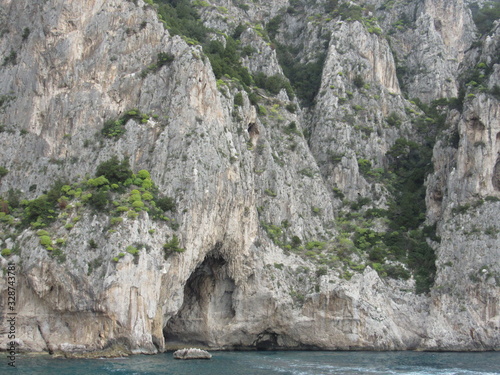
257, 359, 500, 375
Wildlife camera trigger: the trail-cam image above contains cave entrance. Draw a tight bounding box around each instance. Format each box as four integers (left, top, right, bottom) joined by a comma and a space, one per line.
254, 331, 279, 350
164, 252, 236, 347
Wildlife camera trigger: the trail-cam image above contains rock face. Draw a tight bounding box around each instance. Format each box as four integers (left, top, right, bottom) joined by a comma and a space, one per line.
0, 0, 499, 355
173, 348, 212, 360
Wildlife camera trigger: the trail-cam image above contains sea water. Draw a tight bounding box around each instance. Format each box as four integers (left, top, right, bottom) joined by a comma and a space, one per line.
3, 351, 500, 375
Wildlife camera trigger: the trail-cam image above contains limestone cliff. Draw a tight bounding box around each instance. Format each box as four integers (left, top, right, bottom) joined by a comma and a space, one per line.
0, 0, 498, 354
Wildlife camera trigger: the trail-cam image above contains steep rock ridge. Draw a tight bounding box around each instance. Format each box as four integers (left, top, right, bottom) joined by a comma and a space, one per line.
306, 19, 408, 202
240, 27, 284, 77
378, 0, 476, 102
0, 0, 173, 195
0, 0, 499, 355
424, 21, 500, 350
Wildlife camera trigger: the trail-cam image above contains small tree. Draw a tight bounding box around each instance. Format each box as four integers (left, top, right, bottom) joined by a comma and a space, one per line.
163, 235, 185, 257
0, 166, 8, 179
95, 156, 133, 184
234, 92, 244, 107
386, 112, 402, 127
353, 74, 365, 88
156, 196, 176, 212
88, 191, 110, 211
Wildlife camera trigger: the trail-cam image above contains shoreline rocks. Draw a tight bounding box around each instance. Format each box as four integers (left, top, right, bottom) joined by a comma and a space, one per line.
173, 348, 212, 360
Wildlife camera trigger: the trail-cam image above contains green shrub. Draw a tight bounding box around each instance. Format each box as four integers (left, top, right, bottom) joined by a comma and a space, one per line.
129, 193, 142, 203
386, 112, 402, 127
266, 15, 282, 39
141, 178, 153, 189
305, 241, 326, 250
132, 200, 145, 209
2, 50, 17, 66
248, 91, 260, 105
232, 23, 246, 39
485, 196, 500, 202
6, 188, 21, 209
157, 52, 174, 67
452, 203, 470, 215
55, 238, 66, 245
39, 235, 52, 247
257, 105, 267, 115
264, 189, 277, 197
334, 3, 363, 21
127, 211, 138, 219
291, 235, 302, 248
324, 0, 339, 13
1, 248, 12, 257
163, 235, 185, 256
22, 195, 55, 227
156, 196, 176, 212
87, 176, 110, 187
22, 27, 30, 41
316, 266, 328, 277
110, 217, 123, 225
154, 0, 210, 43
137, 170, 151, 179
142, 192, 154, 201
311, 206, 321, 215
285, 103, 297, 113
234, 92, 244, 107
95, 156, 133, 184
102, 118, 126, 138
0, 166, 8, 179
205, 36, 252, 85
284, 121, 300, 136
261, 222, 284, 246
254, 73, 294, 98
353, 74, 365, 88
368, 246, 386, 262
384, 264, 411, 280
357, 158, 372, 175
87, 190, 110, 211
126, 245, 139, 255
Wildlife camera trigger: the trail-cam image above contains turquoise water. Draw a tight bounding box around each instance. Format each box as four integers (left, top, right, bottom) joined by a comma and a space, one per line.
3, 351, 500, 374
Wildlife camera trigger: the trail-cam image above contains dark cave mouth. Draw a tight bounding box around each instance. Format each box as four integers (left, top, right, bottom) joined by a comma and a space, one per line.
162, 251, 317, 350
164, 251, 235, 347
253, 331, 280, 351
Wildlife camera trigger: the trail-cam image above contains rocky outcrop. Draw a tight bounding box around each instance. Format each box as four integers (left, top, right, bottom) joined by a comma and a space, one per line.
379, 0, 476, 102
0, 0, 498, 355
173, 348, 212, 359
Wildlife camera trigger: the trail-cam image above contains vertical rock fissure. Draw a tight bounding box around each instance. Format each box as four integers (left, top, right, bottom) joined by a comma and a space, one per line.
493, 157, 500, 191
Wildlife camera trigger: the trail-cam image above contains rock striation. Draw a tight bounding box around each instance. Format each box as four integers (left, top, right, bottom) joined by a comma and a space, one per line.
0, 0, 498, 355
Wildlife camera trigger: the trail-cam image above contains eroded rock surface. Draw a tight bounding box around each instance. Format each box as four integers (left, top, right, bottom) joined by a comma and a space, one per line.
0, 0, 498, 354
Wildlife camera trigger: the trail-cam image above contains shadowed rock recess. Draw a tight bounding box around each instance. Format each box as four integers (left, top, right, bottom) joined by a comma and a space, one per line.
0, 0, 499, 354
